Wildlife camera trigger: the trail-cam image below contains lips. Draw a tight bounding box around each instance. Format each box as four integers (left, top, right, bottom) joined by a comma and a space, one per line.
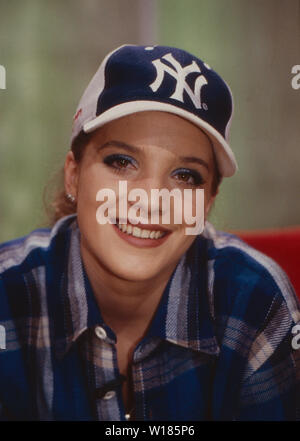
112, 219, 171, 248
121, 220, 171, 232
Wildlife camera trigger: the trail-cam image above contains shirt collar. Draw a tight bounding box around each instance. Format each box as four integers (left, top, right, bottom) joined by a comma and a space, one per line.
52, 215, 108, 359
53, 215, 220, 359
144, 231, 220, 356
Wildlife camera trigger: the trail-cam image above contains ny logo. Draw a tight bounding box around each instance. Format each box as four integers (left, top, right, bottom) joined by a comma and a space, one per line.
149, 53, 208, 109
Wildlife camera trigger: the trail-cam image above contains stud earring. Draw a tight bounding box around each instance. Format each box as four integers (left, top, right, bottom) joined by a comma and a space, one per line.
66, 193, 76, 203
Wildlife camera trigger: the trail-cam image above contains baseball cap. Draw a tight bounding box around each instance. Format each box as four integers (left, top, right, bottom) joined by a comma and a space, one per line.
71, 44, 238, 177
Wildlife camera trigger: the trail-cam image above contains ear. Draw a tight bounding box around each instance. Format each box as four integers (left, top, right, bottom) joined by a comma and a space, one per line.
64, 150, 79, 198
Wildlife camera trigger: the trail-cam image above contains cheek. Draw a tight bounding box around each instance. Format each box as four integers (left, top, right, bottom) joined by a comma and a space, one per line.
76, 165, 118, 211
76, 170, 110, 243
203, 182, 214, 214
177, 188, 208, 225
80, 216, 195, 282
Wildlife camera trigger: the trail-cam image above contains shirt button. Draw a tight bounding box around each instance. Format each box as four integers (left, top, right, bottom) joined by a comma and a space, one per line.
95, 326, 107, 340
102, 390, 116, 400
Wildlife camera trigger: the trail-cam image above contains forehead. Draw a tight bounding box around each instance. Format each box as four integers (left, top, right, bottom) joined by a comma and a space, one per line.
86, 111, 214, 161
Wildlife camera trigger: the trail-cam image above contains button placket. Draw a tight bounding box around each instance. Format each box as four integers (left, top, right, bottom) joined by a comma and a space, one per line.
92, 331, 123, 420
95, 326, 107, 340
102, 390, 116, 400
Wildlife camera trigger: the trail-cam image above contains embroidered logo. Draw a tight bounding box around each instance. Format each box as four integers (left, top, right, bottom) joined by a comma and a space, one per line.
73, 108, 82, 122
149, 53, 208, 109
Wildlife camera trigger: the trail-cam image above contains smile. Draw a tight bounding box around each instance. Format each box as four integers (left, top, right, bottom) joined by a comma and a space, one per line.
116, 223, 166, 239
112, 220, 171, 248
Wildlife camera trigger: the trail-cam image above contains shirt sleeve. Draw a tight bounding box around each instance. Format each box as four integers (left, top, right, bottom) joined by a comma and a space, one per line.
236, 282, 300, 421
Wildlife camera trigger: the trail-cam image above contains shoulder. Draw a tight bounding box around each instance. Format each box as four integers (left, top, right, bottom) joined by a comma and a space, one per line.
202, 221, 300, 326
201, 223, 300, 390
0, 214, 77, 276
0, 228, 51, 276
0, 215, 78, 318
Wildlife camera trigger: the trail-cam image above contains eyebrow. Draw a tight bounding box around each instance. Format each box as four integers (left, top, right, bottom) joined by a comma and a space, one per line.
97, 140, 210, 171
96, 140, 140, 154
178, 156, 209, 171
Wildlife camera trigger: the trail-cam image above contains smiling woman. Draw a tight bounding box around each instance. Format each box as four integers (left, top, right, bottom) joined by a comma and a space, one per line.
65, 111, 217, 282
0, 45, 299, 421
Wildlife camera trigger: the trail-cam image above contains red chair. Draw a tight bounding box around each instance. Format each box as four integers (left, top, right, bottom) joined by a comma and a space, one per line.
235, 226, 300, 298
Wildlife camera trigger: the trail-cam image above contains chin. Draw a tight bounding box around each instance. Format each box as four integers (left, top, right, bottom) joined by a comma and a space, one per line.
104, 255, 165, 283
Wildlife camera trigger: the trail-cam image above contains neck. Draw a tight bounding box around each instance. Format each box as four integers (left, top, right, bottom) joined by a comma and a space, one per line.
80, 240, 175, 338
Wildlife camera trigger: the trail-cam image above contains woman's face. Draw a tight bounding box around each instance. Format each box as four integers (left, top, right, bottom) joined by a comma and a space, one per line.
65, 111, 217, 282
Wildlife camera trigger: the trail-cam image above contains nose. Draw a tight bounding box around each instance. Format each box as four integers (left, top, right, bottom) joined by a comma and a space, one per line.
125, 175, 183, 226
127, 177, 163, 217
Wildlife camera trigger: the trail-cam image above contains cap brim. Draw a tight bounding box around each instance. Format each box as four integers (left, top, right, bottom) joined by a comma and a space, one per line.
83, 100, 238, 177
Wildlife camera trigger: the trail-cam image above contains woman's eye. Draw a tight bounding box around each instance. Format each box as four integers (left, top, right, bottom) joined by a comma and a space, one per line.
115, 158, 130, 168
103, 154, 137, 172
177, 172, 191, 182
173, 169, 205, 187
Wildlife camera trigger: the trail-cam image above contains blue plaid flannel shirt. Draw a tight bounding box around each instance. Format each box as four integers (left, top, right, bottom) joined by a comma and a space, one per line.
0, 214, 299, 421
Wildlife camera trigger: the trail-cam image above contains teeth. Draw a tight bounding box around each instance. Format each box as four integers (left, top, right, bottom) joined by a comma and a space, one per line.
133, 227, 141, 238
116, 223, 166, 239
141, 229, 150, 238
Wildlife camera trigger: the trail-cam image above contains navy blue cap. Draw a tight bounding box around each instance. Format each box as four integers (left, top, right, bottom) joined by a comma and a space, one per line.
71, 44, 238, 177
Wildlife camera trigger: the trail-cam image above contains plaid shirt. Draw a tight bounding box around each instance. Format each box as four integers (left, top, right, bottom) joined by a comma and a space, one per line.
0, 214, 299, 421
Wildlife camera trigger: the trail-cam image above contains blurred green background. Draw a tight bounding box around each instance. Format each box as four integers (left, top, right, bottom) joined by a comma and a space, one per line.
0, 0, 299, 242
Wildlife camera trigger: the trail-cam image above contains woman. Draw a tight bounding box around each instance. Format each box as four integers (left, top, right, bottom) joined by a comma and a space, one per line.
0, 45, 299, 421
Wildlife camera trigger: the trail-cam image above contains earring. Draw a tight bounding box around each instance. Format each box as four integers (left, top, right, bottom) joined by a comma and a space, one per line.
66, 193, 76, 203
